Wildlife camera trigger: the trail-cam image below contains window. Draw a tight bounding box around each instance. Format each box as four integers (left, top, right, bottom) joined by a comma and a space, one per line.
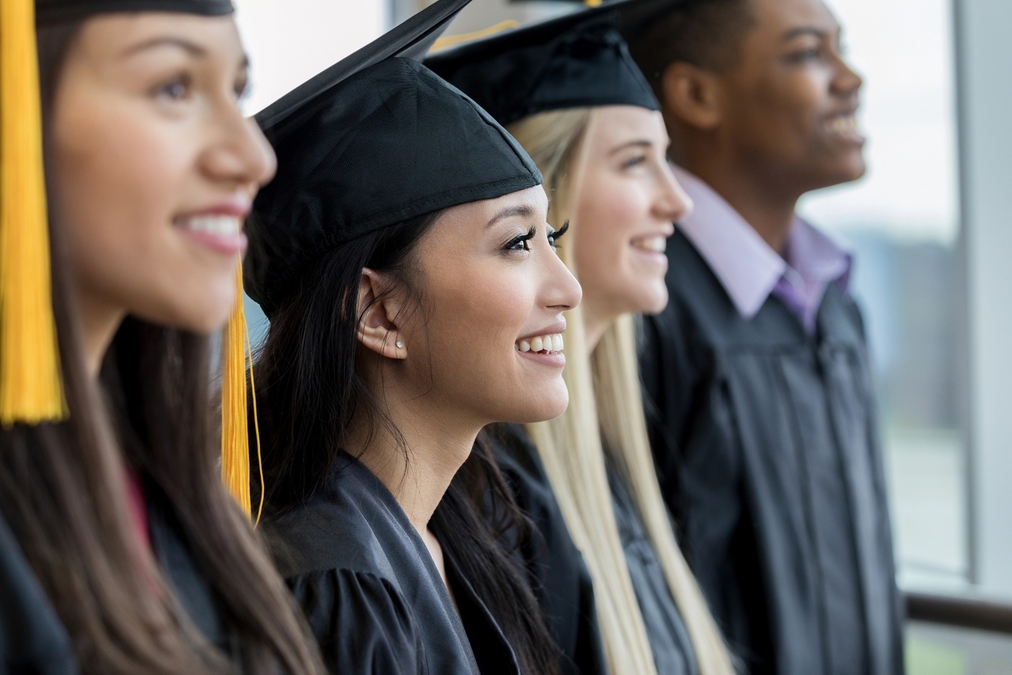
799, 0, 967, 589
233, 0, 388, 115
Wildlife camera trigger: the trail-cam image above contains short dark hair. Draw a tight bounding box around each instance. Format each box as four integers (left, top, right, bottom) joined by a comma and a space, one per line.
629, 0, 755, 92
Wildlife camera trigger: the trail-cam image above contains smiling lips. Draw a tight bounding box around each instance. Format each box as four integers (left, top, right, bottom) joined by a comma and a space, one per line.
516, 333, 564, 354
178, 214, 243, 236
631, 236, 666, 254
174, 213, 248, 255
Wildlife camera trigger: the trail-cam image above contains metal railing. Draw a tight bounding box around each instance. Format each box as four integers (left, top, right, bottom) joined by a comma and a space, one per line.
907, 592, 1012, 635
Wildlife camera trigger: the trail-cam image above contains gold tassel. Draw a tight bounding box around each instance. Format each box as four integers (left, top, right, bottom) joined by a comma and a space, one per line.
585, 0, 603, 6
0, 0, 67, 426
221, 262, 264, 523
429, 20, 519, 53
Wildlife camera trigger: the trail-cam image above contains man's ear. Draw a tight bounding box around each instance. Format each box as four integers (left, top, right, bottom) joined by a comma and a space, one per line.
660, 62, 724, 131
356, 268, 408, 360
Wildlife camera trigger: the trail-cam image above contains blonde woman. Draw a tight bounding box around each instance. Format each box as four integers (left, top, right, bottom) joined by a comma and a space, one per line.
428, 8, 736, 675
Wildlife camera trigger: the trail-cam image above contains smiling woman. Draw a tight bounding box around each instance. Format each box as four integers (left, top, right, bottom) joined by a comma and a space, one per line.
426, 7, 735, 675
0, 2, 323, 674
242, 1, 579, 673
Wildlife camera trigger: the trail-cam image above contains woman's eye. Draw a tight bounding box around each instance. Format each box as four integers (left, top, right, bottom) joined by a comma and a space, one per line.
155, 75, 192, 101
235, 76, 252, 102
504, 228, 536, 253
623, 155, 648, 170
547, 222, 570, 251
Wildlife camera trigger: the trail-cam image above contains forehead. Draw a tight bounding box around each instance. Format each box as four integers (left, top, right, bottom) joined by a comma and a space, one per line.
72, 12, 242, 62
748, 0, 839, 40
586, 106, 667, 150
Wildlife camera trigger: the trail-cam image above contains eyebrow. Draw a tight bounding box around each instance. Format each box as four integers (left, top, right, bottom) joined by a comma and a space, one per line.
487, 204, 538, 228
120, 37, 210, 59
781, 26, 839, 42
609, 140, 653, 156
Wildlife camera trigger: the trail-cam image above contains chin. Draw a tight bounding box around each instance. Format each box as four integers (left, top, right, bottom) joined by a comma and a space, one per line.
815, 152, 868, 188
503, 382, 570, 424
633, 285, 669, 317
135, 300, 235, 335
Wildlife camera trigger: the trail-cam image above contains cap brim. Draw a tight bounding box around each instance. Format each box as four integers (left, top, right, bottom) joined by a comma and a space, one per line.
501, 0, 683, 43
256, 0, 472, 130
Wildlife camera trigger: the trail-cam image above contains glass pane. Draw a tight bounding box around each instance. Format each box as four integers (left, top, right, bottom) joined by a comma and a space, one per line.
908, 622, 1012, 675
798, 0, 965, 585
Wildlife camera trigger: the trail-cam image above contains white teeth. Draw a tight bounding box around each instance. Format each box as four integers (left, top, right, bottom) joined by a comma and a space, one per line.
178, 215, 241, 236
515, 333, 565, 355
827, 115, 859, 135
633, 237, 666, 253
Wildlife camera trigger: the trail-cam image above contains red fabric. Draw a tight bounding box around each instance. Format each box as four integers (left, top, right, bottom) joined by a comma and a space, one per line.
124, 467, 151, 552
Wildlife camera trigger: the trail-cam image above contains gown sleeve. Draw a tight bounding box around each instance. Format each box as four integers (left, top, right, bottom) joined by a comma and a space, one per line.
288, 568, 427, 675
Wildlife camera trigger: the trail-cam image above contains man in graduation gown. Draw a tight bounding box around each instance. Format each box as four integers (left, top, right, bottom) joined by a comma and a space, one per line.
625, 0, 906, 673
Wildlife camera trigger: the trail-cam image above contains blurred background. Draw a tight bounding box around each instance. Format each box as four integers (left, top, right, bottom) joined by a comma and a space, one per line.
232, 1, 1012, 672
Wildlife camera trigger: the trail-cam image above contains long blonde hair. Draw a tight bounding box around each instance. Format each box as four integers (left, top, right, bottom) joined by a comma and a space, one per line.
509, 109, 735, 675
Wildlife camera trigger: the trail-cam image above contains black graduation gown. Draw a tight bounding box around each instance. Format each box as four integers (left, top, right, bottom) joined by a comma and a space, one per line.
606, 457, 698, 675
0, 513, 77, 675
145, 482, 232, 657
640, 230, 904, 675
490, 424, 609, 675
266, 450, 520, 675
0, 481, 234, 675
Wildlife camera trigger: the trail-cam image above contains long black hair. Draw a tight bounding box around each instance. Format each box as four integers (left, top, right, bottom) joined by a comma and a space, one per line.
252, 211, 563, 675
0, 21, 324, 675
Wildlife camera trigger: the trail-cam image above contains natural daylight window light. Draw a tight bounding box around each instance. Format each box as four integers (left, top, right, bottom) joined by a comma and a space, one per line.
799, 0, 966, 592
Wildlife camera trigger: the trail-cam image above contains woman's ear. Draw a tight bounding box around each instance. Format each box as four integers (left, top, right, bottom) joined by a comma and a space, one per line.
356, 268, 408, 360
660, 62, 724, 131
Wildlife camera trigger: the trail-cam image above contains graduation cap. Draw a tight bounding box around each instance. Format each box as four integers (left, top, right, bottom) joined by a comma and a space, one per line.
504, 0, 686, 47
36, 0, 233, 24
0, 0, 235, 430
241, 0, 541, 519
244, 0, 542, 319
424, 0, 674, 127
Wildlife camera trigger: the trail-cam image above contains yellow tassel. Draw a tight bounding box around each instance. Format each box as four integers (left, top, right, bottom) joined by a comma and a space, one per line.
0, 0, 67, 426
584, 0, 603, 6
429, 20, 520, 53
221, 262, 264, 524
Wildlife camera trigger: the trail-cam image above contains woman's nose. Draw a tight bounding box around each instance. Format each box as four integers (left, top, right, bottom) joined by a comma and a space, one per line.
655, 167, 694, 224
203, 108, 278, 190
544, 246, 582, 312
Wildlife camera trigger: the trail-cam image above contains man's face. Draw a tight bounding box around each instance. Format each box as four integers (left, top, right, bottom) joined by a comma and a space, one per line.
717, 0, 866, 193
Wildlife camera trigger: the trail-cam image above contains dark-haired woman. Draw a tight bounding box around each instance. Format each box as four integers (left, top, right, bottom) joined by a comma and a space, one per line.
243, 3, 581, 674
0, 1, 323, 674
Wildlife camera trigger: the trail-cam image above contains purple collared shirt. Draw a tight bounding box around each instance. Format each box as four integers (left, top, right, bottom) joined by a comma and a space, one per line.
672, 166, 852, 334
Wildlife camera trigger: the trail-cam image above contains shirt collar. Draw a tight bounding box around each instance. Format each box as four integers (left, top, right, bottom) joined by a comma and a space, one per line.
672, 165, 851, 319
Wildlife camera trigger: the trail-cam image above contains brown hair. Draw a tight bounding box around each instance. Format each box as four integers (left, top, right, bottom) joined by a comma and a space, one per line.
0, 21, 323, 675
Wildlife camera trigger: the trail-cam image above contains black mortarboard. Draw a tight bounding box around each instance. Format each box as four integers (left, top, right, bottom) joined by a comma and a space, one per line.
245, 0, 542, 319
36, 0, 233, 24
504, 0, 686, 48
424, 0, 673, 127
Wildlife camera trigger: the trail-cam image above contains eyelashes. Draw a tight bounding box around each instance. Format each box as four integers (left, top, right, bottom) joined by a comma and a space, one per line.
548, 221, 570, 249
503, 221, 570, 254
504, 226, 538, 253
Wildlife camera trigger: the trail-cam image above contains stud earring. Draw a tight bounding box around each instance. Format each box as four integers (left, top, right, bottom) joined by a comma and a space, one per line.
396, 340, 404, 349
